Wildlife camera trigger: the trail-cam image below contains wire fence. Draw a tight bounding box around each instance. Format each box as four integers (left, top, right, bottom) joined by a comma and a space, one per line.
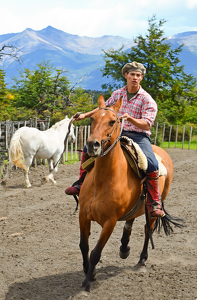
1, 120, 197, 170
151, 123, 197, 150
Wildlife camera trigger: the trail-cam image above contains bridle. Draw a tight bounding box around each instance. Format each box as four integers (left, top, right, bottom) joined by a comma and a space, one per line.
98, 107, 125, 157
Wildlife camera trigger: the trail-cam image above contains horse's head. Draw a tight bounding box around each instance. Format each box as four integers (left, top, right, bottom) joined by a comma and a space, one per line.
86, 95, 122, 157
68, 123, 76, 143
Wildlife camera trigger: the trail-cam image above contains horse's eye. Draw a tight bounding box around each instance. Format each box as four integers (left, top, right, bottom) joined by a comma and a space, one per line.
109, 120, 116, 127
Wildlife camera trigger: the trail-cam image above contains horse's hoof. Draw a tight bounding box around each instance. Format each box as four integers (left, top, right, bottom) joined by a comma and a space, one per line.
82, 280, 90, 292
133, 263, 146, 273
1, 180, 6, 186
41, 178, 47, 185
119, 246, 130, 259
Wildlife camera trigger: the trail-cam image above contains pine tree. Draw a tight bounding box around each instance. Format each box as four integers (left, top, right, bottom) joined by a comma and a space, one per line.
101, 15, 197, 123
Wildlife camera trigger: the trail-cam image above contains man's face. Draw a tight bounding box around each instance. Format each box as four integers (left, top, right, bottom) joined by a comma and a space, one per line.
125, 71, 143, 87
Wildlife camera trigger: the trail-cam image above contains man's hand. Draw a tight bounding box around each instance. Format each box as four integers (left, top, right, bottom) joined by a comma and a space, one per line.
73, 112, 86, 121
119, 113, 130, 121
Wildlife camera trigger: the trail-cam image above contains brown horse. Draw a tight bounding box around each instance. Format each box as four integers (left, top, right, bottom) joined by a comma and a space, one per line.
78, 95, 181, 291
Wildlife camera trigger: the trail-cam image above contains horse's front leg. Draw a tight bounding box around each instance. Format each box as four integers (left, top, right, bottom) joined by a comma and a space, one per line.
136, 218, 156, 269
119, 218, 135, 259
79, 211, 91, 276
82, 219, 116, 292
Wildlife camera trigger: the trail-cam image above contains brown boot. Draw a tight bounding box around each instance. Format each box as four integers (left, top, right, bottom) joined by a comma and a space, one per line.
146, 170, 165, 218
65, 186, 80, 195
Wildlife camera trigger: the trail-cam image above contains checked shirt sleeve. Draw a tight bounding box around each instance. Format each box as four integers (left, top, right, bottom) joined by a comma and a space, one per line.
141, 95, 157, 127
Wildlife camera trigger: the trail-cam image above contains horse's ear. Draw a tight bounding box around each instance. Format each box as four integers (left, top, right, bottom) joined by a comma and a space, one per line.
98, 95, 106, 108
112, 97, 122, 112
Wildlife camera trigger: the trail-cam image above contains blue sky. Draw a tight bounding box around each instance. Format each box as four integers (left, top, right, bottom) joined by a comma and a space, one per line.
0, 0, 197, 39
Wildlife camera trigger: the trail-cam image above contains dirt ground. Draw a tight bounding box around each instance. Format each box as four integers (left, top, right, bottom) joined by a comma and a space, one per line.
0, 148, 197, 300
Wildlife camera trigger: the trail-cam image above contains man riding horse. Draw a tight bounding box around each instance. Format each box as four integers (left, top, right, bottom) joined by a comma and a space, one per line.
65, 61, 165, 218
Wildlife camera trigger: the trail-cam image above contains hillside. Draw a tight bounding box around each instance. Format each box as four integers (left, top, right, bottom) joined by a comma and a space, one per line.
0, 26, 197, 90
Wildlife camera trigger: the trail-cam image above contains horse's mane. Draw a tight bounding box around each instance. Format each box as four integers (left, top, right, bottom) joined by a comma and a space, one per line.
51, 117, 69, 130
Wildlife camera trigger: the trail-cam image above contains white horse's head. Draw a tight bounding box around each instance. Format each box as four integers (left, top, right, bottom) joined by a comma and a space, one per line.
68, 122, 76, 143
64, 116, 76, 143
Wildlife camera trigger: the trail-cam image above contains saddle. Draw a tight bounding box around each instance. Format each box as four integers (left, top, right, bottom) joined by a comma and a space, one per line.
82, 136, 167, 180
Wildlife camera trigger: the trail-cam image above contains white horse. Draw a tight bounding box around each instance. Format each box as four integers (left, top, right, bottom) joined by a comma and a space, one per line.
9, 116, 76, 188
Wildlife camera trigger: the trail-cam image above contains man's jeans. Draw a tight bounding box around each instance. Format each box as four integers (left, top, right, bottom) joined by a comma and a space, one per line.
121, 130, 158, 174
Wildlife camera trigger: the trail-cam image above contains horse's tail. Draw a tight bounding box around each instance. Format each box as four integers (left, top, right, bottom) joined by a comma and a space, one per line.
9, 131, 27, 170
153, 202, 185, 236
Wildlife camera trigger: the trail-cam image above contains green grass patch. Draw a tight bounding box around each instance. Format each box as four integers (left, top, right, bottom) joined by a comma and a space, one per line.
162, 141, 197, 150
63, 152, 80, 164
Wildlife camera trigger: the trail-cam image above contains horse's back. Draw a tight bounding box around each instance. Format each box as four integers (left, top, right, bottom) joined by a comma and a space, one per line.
13, 126, 40, 139
152, 145, 173, 173
13, 127, 43, 147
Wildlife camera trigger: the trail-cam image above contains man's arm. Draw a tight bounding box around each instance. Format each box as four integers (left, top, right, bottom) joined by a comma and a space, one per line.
73, 107, 99, 121
120, 113, 150, 130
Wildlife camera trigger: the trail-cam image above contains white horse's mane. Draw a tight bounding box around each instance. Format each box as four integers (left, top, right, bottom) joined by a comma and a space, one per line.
51, 116, 70, 130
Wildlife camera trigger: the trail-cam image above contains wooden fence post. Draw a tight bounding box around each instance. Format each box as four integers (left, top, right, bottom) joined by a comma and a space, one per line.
188, 126, 192, 150
34, 117, 37, 129
71, 140, 73, 161
5, 120, 9, 149
168, 125, 172, 148
175, 125, 178, 148
182, 126, 185, 149
46, 116, 50, 129
161, 124, 165, 147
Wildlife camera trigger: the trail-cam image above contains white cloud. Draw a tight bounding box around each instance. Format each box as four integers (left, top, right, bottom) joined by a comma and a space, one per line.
186, 0, 197, 8
0, 8, 24, 34
0, 0, 197, 38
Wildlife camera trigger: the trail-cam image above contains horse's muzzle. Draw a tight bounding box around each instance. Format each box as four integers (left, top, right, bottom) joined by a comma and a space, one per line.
69, 136, 76, 143
86, 139, 101, 157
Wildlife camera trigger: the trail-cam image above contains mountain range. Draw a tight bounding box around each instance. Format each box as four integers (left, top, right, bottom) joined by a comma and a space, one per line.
0, 26, 197, 90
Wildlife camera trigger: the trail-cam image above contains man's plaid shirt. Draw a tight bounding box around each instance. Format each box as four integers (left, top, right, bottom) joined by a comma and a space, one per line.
105, 86, 157, 136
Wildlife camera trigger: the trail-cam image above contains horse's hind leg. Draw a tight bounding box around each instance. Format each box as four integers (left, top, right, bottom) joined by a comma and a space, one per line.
23, 156, 33, 188
119, 218, 135, 259
136, 219, 156, 269
23, 167, 31, 188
